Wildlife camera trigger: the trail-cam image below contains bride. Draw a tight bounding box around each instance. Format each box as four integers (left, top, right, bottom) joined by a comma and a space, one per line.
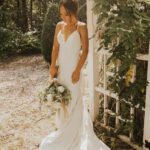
39, 0, 110, 150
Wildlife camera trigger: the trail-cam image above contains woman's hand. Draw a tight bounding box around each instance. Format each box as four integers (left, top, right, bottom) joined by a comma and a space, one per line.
71, 69, 80, 84
50, 65, 58, 79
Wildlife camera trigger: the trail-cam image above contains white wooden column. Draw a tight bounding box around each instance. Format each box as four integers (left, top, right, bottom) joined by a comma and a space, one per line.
86, 0, 99, 122
143, 42, 150, 150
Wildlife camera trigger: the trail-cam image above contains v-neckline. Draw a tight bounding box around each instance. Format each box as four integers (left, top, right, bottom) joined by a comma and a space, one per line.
61, 21, 78, 43
61, 30, 78, 44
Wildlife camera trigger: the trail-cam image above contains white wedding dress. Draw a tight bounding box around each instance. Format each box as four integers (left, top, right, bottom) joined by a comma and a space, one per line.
39, 21, 110, 150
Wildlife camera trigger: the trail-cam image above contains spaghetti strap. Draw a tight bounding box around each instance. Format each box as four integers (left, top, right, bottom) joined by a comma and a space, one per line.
61, 23, 65, 34
76, 21, 79, 31
62, 21, 78, 34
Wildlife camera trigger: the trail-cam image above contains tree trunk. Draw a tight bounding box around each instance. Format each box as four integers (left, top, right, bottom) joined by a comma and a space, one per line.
1, 13, 6, 27
16, 0, 22, 27
42, 0, 47, 15
21, 0, 28, 32
0, 0, 5, 6
0, 0, 5, 27
29, 0, 33, 30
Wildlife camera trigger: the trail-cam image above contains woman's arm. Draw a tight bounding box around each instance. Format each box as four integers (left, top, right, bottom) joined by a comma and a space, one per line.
75, 23, 89, 72
72, 23, 89, 83
50, 22, 61, 78
51, 22, 61, 67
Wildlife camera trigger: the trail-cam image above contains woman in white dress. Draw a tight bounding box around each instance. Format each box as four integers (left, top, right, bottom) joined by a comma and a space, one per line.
39, 0, 110, 150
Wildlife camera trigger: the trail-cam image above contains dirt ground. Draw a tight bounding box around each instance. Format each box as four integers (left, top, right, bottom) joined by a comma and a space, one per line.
0, 54, 135, 150
0, 54, 57, 150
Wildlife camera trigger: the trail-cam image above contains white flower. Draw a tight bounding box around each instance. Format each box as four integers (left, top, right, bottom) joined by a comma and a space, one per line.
135, 103, 140, 108
53, 78, 58, 82
47, 94, 53, 101
54, 102, 62, 109
57, 86, 65, 93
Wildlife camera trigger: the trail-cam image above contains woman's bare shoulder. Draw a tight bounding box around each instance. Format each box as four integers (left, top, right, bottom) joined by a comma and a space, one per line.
57, 21, 64, 26
56, 21, 64, 30
78, 21, 87, 32
78, 21, 86, 27
78, 21, 86, 26
57, 21, 64, 27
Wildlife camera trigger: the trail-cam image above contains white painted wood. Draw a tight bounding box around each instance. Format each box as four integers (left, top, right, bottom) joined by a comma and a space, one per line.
116, 60, 121, 126
136, 54, 149, 61
95, 87, 118, 99
86, 0, 99, 122
143, 42, 150, 150
129, 65, 136, 140
104, 54, 108, 125
106, 71, 114, 77
118, 135, 143, 150
116, 99, 120, 125
129, 108, 134, 140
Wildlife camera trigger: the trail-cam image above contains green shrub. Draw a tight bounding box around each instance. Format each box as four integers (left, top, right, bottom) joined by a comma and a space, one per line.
0, 27, 18, 59
17, 31, 41, 55
41, 3, 60, 64
0, 27, 41, 60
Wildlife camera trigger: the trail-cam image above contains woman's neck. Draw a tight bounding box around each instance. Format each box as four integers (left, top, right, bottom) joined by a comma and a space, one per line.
66, 17, 78, 27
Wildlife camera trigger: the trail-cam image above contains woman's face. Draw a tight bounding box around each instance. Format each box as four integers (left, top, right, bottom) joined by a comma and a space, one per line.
59, 5, 72, 23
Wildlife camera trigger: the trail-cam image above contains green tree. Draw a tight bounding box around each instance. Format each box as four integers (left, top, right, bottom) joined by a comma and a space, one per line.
41, 3, 60, 64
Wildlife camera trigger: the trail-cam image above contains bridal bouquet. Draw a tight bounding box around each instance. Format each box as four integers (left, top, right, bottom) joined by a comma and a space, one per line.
38, 78, 71, 109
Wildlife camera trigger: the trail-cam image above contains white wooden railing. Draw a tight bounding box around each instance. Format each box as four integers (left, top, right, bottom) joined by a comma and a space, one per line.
86, 0, 150, 149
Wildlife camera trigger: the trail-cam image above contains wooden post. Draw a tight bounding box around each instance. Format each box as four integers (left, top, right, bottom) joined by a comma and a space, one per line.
116, 60, 121, 126
103, 53, 108, 125
129, 65, 136, 141
86, 0, 99, 122
143, 42, 150, 150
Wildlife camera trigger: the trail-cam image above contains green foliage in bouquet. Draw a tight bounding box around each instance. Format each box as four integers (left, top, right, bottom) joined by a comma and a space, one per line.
38, 79, 71, 106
